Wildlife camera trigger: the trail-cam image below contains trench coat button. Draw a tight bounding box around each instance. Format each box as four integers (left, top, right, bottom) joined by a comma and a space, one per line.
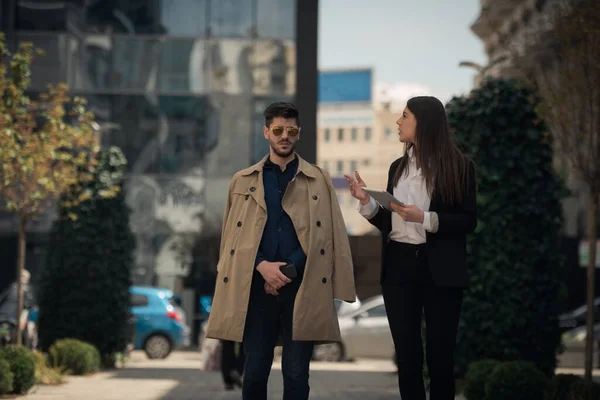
237, 221, 242, 227
230, 249, 235, 255
223, 277, 229, 283
322, 277, 327, 284
312, 195, 318, 200
316, 221, 321, 227
320, 249, 325, 255
245, 195, 249, 200
249, 187, 256, 192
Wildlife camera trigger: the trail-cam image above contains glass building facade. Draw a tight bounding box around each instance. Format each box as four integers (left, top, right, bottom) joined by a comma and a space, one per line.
0, 0, 317, 297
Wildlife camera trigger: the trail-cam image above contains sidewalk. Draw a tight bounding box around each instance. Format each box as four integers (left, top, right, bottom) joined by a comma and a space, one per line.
22, 351, 465, 400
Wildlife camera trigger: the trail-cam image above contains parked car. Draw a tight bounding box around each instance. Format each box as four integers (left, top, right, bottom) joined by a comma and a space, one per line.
335, 296, 362, 316
559, 298, 600, 333
130, 286, 188, 359
313, 295, 393, 362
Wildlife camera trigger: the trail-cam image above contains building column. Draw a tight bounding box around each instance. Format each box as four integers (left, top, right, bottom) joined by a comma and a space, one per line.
294, 0, 318, 164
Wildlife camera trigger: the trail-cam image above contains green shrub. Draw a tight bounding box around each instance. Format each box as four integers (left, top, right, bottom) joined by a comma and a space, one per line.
48, 339, 101, 375
547, 374, 583, 400
567, 378, 600, 400
0, 345, 36, 394
38, 147, 134, 368
463, 359, 501, 400
32, 351, 64, 385
447, 78, 566, 377
0, 357, 13, 394
484, 361, 548, 400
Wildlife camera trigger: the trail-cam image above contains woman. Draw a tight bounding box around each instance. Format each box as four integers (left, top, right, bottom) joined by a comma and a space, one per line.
345, 96, 477, 400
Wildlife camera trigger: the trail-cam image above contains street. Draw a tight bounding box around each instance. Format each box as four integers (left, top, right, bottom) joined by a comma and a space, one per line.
14, 349, 599, 400
23, 351, 404, 400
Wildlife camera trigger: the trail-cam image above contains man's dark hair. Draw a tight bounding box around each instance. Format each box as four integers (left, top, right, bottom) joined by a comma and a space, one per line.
263, 102, 300, 127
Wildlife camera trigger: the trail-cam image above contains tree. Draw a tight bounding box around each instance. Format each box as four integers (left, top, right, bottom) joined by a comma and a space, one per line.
0, 35, 100, 344
521, 0, 600, 385
446, 78, 566, 377
38, 147, 135, 367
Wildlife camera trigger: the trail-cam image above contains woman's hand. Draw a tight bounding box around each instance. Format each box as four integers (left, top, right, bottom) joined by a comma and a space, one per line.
389, 203, 425, 224
344, 171, 370, 205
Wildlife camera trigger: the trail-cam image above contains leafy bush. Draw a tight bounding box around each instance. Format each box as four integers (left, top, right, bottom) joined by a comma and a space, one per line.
0, 356, 13, 394
32, 351, 64, 385
38, 147, 135, 368
446, 78, 566, 377
463, 359, 500, 400
484, 361, 548, 400
48, 339, 101, 375
547, 374, 582, 400
566, 378, 600, 400
0, 345, 36, 394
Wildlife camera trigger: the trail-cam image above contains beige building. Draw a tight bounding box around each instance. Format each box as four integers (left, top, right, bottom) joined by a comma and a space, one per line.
469, 0, 588, 240
469, 0, 559, 85
317, 97, 405, 235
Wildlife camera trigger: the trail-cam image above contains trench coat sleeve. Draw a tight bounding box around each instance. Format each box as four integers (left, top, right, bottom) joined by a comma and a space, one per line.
322, 169, 356, 302
217, 175, 235, 272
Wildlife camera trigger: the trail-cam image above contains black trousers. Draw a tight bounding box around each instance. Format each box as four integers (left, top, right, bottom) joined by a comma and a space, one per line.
382, 241, 463, 400
242, 282, 314, 400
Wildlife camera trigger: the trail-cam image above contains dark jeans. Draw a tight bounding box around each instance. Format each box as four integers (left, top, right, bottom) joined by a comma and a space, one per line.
382, 241, 463, 400
242, 284, 314, 400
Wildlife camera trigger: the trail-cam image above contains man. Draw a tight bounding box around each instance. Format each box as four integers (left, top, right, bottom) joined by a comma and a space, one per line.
206, 102, 356, 400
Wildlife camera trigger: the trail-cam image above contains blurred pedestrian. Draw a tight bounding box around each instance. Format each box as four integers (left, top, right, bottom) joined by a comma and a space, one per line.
346, 96, 477, 400
221, 340, 244, 390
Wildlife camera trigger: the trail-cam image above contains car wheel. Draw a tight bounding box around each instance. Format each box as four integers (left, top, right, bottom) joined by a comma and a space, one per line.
313, 342, 344, 362
144, 334, 172, 359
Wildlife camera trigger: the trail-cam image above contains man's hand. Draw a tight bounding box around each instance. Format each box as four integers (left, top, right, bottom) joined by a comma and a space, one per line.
389, 202, 425, 223
256, 261, 291, 289
264, 282, 279, 296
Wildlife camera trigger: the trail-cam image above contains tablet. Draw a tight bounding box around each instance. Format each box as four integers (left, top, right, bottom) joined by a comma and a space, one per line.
363, 188, 404, 211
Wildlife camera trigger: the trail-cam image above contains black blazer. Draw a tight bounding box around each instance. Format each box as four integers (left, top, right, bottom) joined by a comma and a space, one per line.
367, 157, 477, 288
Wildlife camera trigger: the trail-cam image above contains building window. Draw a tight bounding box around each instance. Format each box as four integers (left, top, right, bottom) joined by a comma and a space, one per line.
350, 160, 357, 173
338, 128, 344, 141
384, 127, 393, 139
324, 128, 330, 142
365, 127, 372, 141
323, 161, 330, 172
351, 127, 358, 141
337, 160, 343, 174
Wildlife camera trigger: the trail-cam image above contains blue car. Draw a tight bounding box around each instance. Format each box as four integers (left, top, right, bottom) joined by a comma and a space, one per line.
129, 286, 186, 359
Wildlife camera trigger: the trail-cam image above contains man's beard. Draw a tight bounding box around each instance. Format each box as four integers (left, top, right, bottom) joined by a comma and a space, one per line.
270, 140, 295, 158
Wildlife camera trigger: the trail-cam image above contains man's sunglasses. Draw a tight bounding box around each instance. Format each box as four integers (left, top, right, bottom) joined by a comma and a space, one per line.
271, 125, 300, 137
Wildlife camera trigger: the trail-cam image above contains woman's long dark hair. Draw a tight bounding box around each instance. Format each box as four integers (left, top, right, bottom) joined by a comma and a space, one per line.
392, 96, 469, 205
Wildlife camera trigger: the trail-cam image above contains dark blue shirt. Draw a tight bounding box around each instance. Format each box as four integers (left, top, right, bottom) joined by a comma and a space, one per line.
254, 156, 306, 299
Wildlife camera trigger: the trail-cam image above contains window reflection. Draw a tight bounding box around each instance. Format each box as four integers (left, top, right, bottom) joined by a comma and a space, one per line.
89, 95, 219, 175
159, 39, 196, 92
76, 36, 295, 95
15, 33, 75, 90
160, 0, 208, 36
208, 0, 253, 38
85, 0, 159, 34
257, 0, 296, 39
16, 1, 74, 31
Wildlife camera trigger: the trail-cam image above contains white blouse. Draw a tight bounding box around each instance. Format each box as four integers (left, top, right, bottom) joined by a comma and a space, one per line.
357, 149, 436, 244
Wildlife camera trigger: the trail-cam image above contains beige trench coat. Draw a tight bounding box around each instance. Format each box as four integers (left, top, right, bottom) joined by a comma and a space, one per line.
205, 154, 356, 344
